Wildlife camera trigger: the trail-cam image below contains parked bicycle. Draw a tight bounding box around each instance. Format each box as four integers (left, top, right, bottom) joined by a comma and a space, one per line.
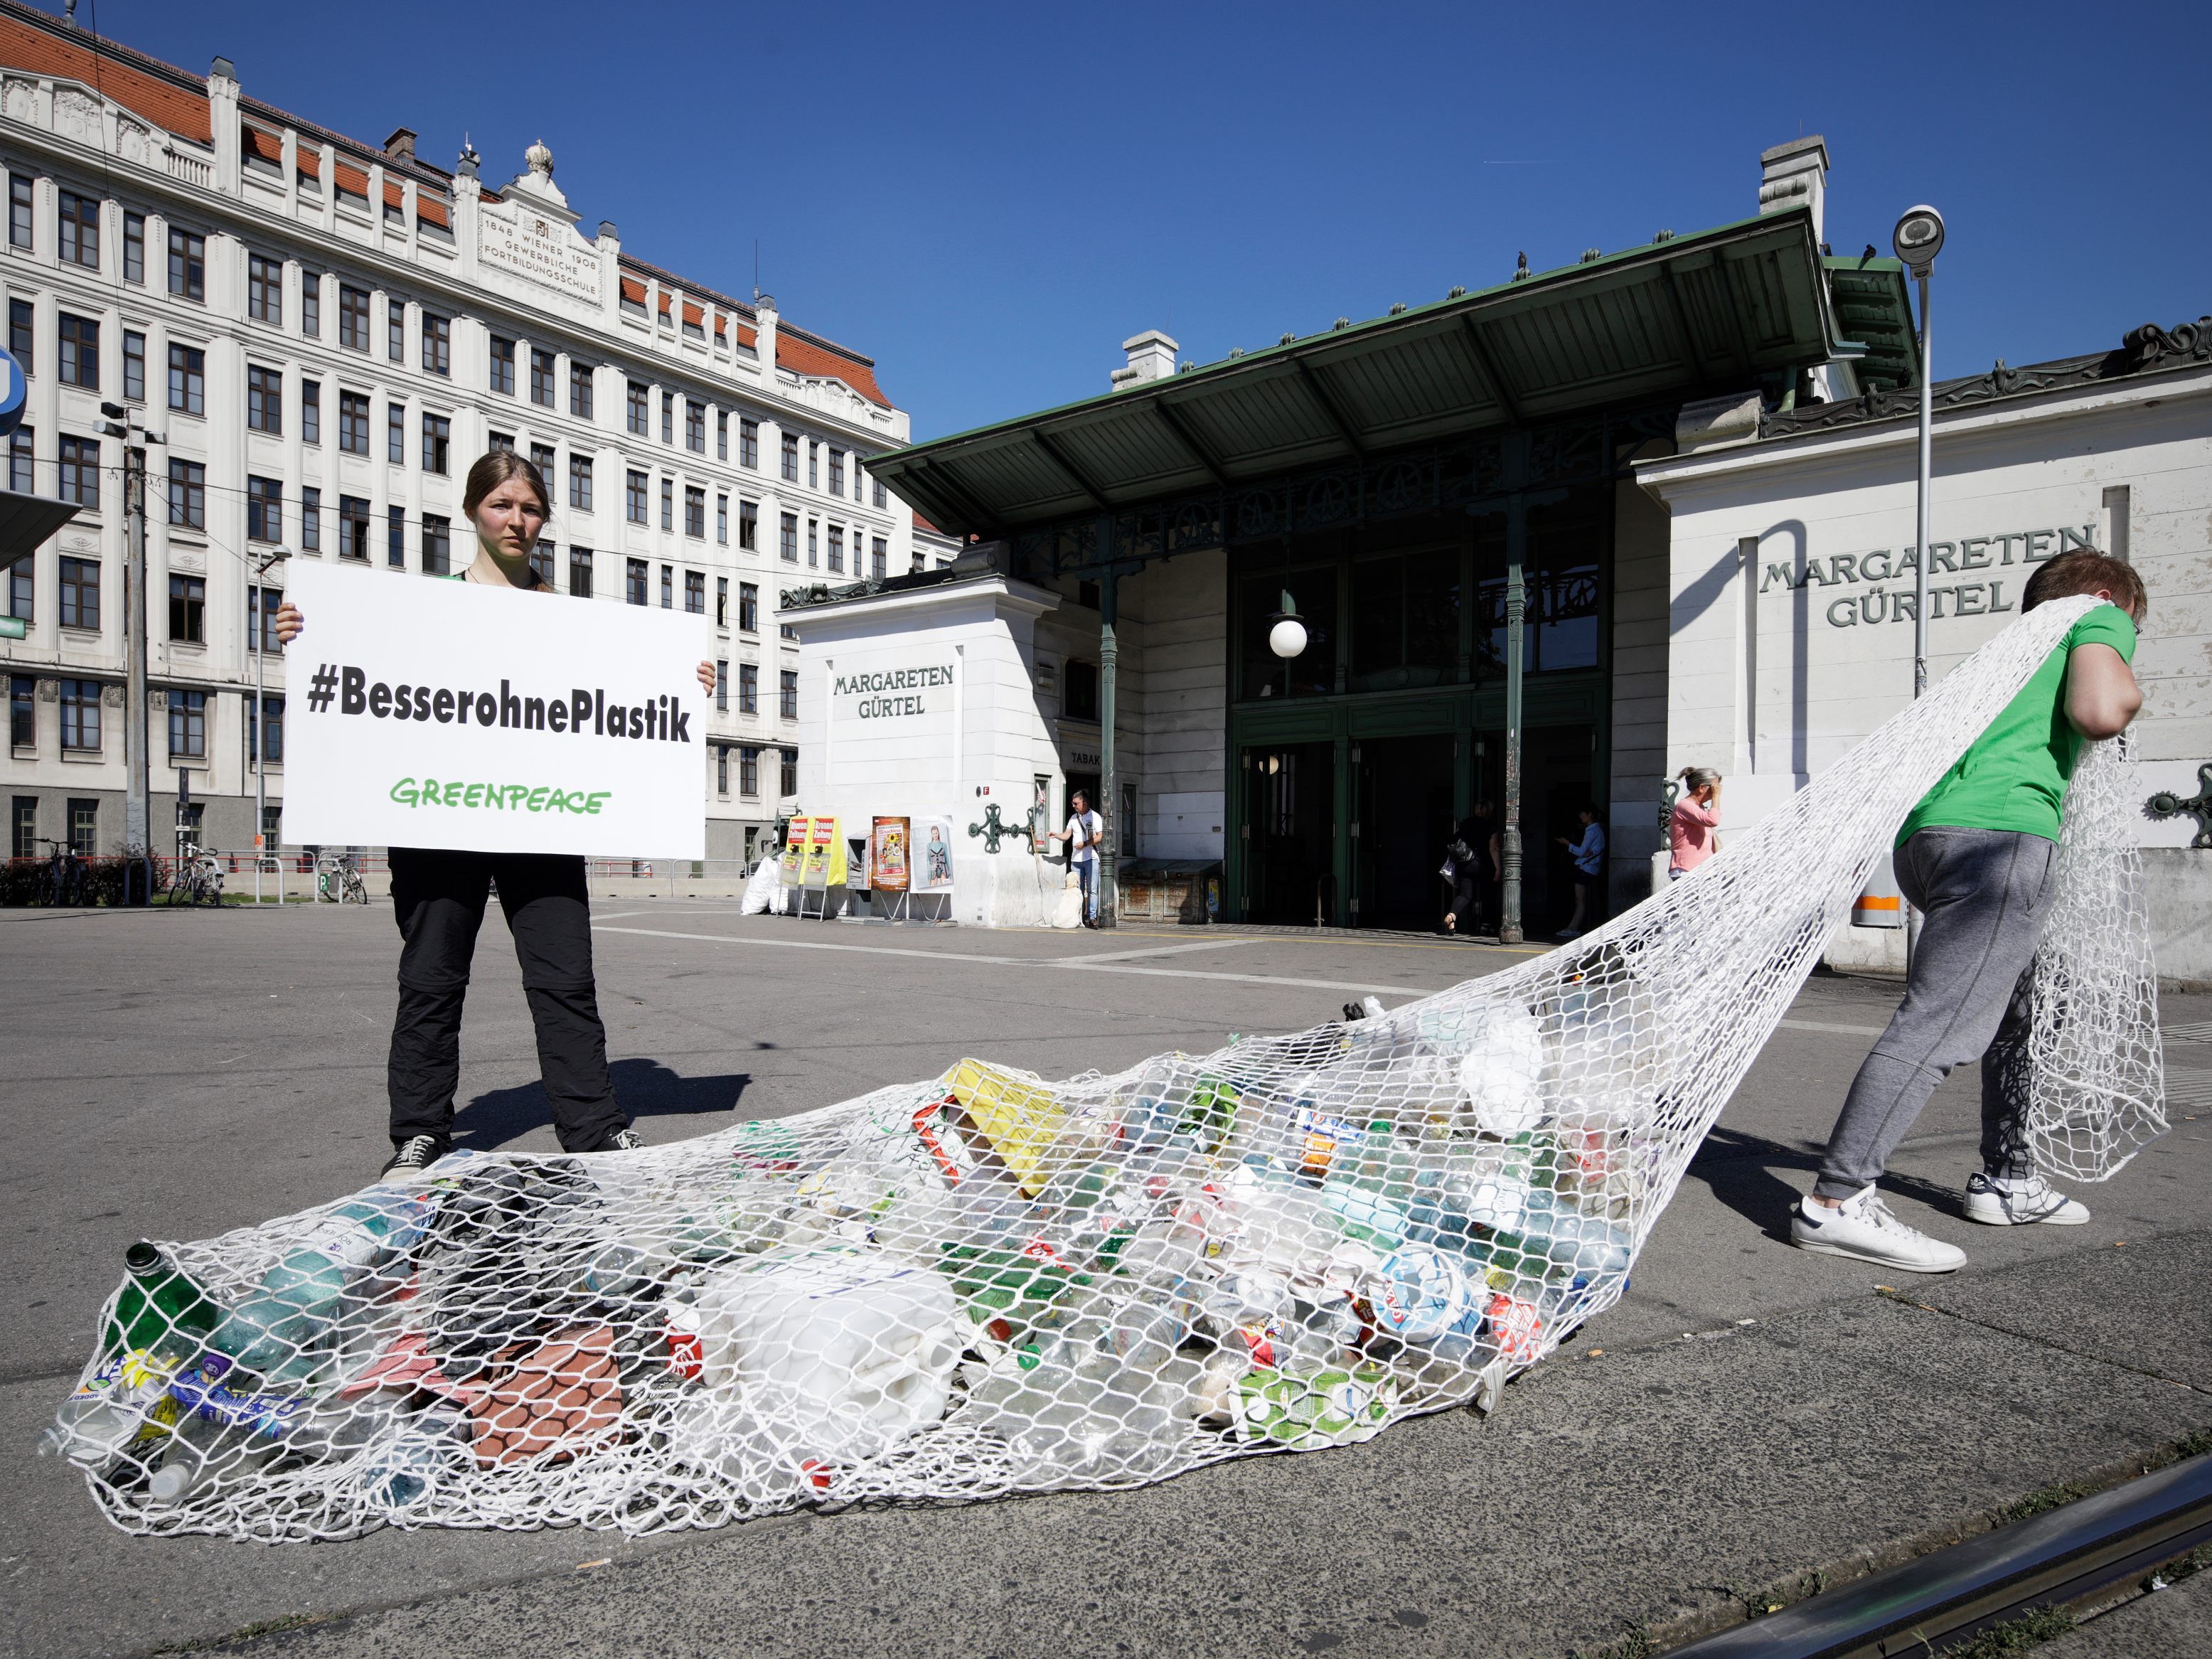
41, 839, 83, 907
167, 843, 224, 907
317, 853, 369, 905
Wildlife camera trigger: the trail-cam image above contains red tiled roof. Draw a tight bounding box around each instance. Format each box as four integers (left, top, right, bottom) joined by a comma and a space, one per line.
681, 299, 704, 329
778, 330, 891, 408
0, 9, 210, 143
913, 513, 942, 534
242, 122, 281, 166
382, 177, 404, 211
619, 276, 646, 307
333, 158, 368, 198
415, 191, 448, 229
656, 290, 672, 316
734, 321, 757, 349
294, 144, 321, 179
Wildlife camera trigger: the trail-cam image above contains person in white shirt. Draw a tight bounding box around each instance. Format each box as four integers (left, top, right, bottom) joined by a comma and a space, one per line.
1554, 804, 1606, 939
1047, 789, 1104, 928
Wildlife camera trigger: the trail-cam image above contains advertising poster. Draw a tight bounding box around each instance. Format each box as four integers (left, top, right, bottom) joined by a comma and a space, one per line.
801, 815, 844, 887
870, 816, 912, 892
914, 816, 956, 892
779, 816, 810, 886
282, 562, 712, 858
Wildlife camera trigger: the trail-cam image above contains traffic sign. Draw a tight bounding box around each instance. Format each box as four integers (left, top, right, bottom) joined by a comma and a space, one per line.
0, 348, 23, 437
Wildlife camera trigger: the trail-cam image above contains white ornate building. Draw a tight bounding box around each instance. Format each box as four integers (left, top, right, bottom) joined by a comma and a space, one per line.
0, 0, 944, 865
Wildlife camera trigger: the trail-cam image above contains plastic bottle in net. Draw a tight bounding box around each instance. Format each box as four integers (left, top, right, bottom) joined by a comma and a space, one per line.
46, 598, 2165, 1541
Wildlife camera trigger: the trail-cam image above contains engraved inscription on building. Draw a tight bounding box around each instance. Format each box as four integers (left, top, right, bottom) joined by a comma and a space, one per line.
478, 206, 601, 305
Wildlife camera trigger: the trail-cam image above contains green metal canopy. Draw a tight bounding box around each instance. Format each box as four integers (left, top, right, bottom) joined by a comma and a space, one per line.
0, 487, 80, 567
872, 206, 1856, 538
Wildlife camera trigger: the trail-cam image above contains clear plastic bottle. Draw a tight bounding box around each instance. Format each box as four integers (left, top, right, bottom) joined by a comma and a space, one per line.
208, 1192, 431, 1383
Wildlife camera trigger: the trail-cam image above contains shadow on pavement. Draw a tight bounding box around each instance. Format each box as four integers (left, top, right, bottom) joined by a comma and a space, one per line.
453, 1059, 749, 1150
1687, 1125, 1967, 1242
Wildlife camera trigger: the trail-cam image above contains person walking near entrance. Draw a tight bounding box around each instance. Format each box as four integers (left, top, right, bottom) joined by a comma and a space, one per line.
1669, 768, 1723, 878
1049, 789, 1104, 928
1441, 804, 1499, 935
1791, 550, 2146, 1273
274, 451, 717, 1175
1555, 804, 1605, 938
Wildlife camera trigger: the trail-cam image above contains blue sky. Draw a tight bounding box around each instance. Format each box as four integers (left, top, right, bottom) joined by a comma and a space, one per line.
75, 0, 2210, 440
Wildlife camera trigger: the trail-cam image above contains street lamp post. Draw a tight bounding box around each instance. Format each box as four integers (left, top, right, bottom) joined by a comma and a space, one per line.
251, 546, 289, 903
1892, 205, 1944, 971
1264, 591, 1309, 921
98, 400, 158, 903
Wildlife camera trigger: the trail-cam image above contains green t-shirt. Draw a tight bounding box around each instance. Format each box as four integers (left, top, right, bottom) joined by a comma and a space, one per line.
1897, 602, 2137, 847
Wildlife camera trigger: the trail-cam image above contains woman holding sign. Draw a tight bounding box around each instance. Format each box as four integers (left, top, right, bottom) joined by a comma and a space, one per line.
275, 451, 716, 1175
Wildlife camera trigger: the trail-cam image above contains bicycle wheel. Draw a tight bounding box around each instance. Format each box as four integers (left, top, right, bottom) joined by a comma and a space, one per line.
344, 872, 368, 905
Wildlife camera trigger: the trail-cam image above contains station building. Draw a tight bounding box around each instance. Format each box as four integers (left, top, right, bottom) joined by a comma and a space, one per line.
0, 0, 943, 868
795, 138, 2208, 976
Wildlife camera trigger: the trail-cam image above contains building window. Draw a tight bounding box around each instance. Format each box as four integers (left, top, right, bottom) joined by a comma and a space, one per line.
780, 432, 798, 481
68, 796, 98, 851
740, 746, 759, 796
8, 427, 29, 494
828, 449, 845, 497
626, 380, 648, 436
301, 272, 321, 338
122, 330, 146, 403
246, 363, 282, 433
660, 563, 673, 609
488, 430, 513, 452
246, 476, 282, 543
779, 748, 797, 797
301, 486, 321, 553
715, 744, 729, 795
739, 417, 759, 470
8, 562, 28, 623
739, 582, 758, 633
8, 298, 30, 375
167, 228, 204, 299
59, 558, 99, 631
872, 538, 887, 580
716, 410, 729, 462
388, 400, 405, 464
339, 496, 370, 560
338, 283, 369, 351
167, 575, 205, 643
423, 412, 451, 474
388, 302, 405, 363
715, 658, 728, 711
626, 470, 648, 525
875, 477, 887, 509
167, 459, 205, 528
60, 681, 101, 753
739, 662, 759, 714
528, 542, 555, 587
779, 668, 798, 720
167, 688, 206, 757
122, 211, 144, 284
717, 494, 729, 545
528, 442, 554, 484
685, 569, 705, 613
807, 519, 818, 567
685, 399, 705, 453
168, 344, 205, 415
58, 313, 98, 389
569, 547, 593, 597
660, 477, 673, 533
11, 685, 33, 754
249, 585, 282, 654
422, 312, 450, 376
422, 515, 452, 576
250, 695, 283, 766
338, 391, 369, 454
488, 335, 515, 395
58, 189, 98, 269
716, 575, 728, 626
8, 173, 31, 248
247, 252, 281, 323
301, 378, 320, 444
625, 557, 647, 606
57, 437, 97, 511
570, 363, 594, 420
739, 500, 759, 551
569, 457, 593, 511
530, 346, 555, 407
388, 504, 405, 567
808, 440, 819, 490
661, 390, 674, 445
685, 486, 705, 540
827, 526, 843, 575
779, 512, 798, 562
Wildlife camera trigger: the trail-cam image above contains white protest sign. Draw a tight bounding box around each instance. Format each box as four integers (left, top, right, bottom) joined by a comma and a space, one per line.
282, 562, 712, 858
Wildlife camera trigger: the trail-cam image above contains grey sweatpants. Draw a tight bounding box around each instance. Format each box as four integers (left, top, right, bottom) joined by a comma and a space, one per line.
1814, 827, 2056, 1200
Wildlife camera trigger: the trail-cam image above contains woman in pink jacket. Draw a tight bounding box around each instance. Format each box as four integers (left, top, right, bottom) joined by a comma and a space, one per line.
1669, 767, 1722, 878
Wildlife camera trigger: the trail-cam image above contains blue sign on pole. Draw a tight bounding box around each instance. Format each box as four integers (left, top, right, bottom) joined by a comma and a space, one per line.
0, 346, 23, 439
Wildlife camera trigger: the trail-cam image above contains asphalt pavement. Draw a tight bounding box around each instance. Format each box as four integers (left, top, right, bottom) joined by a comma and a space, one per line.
3, 902, 2207, 1658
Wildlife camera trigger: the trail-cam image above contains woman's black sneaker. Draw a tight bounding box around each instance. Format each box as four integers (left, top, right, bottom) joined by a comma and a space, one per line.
380, 1134, 451, 1177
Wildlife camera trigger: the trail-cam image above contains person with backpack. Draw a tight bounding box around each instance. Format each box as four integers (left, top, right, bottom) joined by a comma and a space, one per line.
1049, 789, 1105, 928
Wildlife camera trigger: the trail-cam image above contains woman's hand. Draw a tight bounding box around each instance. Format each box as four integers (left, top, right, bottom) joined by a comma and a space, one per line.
275, 602, 304, 645
695, 659, 717, 697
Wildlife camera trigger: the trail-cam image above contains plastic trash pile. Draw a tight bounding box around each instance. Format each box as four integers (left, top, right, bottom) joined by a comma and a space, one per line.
48, 601, 2163, 1542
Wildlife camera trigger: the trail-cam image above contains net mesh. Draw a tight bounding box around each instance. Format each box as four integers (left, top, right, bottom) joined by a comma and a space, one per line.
48, 599, 2166, 1542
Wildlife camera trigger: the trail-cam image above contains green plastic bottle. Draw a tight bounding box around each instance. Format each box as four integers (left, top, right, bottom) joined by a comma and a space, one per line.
104, 1241, 220, 1366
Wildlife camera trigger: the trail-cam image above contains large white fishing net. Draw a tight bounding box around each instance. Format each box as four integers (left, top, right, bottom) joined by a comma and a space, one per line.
48, 599, 2165, 1542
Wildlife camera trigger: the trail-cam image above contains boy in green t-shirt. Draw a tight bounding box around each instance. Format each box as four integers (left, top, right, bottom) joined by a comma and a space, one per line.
1791, 550, 2147, 1273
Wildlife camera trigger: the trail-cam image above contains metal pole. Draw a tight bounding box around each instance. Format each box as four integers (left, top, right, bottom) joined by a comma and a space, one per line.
255, 597, 267, 904
1500, 511, 1527, 944
1097, 567, 1118, 930
1906, 270, 1933, 973
122, 442, 150, 903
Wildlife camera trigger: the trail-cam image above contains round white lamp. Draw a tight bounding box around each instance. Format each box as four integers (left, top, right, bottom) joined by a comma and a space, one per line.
1268, 591, 1308, 659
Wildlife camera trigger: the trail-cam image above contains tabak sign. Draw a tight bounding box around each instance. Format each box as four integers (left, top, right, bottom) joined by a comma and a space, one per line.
1758, 522, 2099, 629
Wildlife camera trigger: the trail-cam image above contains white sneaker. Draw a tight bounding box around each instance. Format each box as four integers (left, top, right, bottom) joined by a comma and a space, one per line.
1963, 1171, 2089, 1227
1790, 1185, 1967, 1273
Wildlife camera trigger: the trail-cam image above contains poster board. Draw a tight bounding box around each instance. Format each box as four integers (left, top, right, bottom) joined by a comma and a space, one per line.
779, 816, 810, 886
800, 815, 845, 887
870, 817, 912, 892
282, 562, 711, 858
914, 816, 955, 892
